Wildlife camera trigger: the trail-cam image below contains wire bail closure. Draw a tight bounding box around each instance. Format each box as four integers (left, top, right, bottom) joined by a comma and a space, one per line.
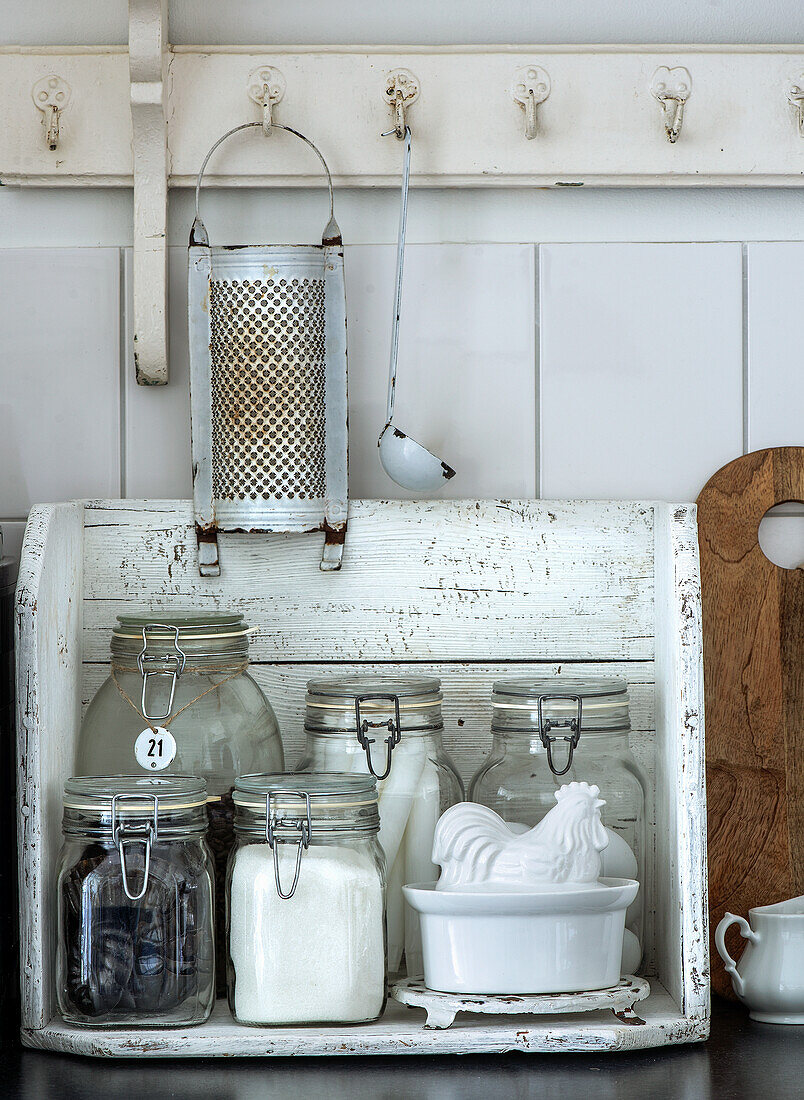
265, 789, 312, 900
136, 623, 187, 722
111, 793, 159, 901
537, 694, 583, 776
354, 693, 402, 781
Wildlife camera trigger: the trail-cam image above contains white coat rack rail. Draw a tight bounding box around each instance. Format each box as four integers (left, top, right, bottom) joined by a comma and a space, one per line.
4, 20, 804, 382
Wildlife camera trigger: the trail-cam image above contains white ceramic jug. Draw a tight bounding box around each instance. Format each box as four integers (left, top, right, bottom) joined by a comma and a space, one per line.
715, 895, 804, 1023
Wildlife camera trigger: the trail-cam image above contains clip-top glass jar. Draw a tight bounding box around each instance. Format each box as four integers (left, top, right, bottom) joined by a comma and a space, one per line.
56, 775, 215, 1027
227, 773, 386, 1026
76, 613, 284, 994
468, 677, 647, 968
296, 676, 464, 977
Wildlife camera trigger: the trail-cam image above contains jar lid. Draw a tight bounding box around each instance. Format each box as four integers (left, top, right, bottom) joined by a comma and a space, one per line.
63, 774, 208, 813
305, 675, 442, 708
110, 613, 254, 668
113, 612, 251, 643
233, 772, 380, 836
492, 676, 631, 732
234, 772, 378, 811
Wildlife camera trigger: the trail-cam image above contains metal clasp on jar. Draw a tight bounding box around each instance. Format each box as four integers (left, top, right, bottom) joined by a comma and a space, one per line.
354, 693, 402, 781
111, 792, 159, 901
537, 693, 583, 776
265, 789, 312, 900
137, 623, 187, 722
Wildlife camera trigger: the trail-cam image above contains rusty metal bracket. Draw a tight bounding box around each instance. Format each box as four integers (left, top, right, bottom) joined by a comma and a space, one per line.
384, 68, 420, 138
512, 66, 551, 140
650, 66, 692, 143
31, 75, 71, 151
247, 66, 286, 135
787, 74, 804, 136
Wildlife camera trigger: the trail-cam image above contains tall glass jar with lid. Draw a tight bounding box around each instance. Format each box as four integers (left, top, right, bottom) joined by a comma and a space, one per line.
469, 677, 647, 970
56, 775, 215, 1027
227, 773, 386, 1026
296, 676, 464, 978
76, 613, 284, 993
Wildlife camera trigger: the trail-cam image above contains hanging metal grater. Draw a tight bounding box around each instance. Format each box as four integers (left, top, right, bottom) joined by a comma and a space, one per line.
188, 123, 348, 577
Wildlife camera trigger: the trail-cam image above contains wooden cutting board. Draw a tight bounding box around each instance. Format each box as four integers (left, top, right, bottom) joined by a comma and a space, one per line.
697, 447, 804, 999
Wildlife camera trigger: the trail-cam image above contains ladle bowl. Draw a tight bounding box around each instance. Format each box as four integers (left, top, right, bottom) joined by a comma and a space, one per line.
379, 423, 456, 492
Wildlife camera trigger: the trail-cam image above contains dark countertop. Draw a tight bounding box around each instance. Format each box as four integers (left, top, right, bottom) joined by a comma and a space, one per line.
3, 999, 803, 1100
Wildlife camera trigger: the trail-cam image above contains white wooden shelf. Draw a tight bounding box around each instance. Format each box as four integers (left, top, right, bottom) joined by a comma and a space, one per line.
16, 499, 707, 1055
22, 984, 705, 1057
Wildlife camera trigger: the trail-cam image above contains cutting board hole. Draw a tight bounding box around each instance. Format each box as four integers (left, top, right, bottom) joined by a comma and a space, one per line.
758, 504, 804, 570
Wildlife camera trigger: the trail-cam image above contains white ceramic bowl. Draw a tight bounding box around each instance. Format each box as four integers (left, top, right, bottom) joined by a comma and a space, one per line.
403, 876, 639, 995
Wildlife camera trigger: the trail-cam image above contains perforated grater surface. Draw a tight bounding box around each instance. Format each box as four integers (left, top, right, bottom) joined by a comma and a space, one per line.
188, 123, 348, 576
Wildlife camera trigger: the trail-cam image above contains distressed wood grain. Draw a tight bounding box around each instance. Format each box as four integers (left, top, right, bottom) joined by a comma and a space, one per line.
15, 503, 84, 1030
21, 985, 707, 1057
81, 499, 655, 662
698, 448, 804, 1000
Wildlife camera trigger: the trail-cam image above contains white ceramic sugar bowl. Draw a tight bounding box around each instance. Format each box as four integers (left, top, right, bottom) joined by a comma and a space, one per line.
715, 896, 804, 1024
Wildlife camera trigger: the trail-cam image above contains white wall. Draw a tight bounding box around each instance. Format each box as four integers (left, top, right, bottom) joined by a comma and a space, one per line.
2, 3, 803, 569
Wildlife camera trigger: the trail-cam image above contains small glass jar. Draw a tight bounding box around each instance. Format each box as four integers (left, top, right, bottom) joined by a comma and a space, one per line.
469, 677, 647, 964
227, 773, 386, 1026
296, 676, 464, 978
56, 775, 215, 1028
77, 613, 284, 994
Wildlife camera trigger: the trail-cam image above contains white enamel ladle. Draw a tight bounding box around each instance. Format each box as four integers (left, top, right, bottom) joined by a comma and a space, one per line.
378, 128, 456, 492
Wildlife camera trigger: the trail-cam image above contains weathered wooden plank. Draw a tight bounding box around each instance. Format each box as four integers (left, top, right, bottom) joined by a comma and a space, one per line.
81, 499, 655, 662
16, 502, 84, 1030
653, 503, 707, 1021
21, 985, 706, 1057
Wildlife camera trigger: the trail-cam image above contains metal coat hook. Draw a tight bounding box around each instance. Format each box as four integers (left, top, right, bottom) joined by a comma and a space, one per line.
512, 66, 551, 140
31, 75, 71, 151
650, 66, 691, 143
384, 68, 420, 138
247, 66, 286, 135
788, 75, 804, 136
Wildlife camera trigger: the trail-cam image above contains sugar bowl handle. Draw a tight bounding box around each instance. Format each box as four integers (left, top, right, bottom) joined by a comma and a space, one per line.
715, 912, 759, 997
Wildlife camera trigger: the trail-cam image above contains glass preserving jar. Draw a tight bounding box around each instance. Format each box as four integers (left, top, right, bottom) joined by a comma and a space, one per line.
56, 775, 215, 1028
296, 676, 464, 978
227, 773, 386, 1026
76, 613, 283, 995
468, 677, 647, 968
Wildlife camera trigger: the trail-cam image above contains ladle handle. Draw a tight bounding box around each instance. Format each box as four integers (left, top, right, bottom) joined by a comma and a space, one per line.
386, 127, 412, 425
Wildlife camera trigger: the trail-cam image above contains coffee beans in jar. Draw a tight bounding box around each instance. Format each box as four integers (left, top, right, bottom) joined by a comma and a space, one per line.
56, 776, 215, 1027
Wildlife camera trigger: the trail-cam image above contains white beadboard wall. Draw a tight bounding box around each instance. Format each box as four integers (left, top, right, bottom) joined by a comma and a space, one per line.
2, 237, 802, 570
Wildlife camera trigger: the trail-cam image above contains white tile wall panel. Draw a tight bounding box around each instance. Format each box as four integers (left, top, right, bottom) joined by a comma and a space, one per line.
539, 243, 743, 502
123, 248, 193, 498
345, 243, 537, 499
746, 243, 804, 454
0, 248, 121, 515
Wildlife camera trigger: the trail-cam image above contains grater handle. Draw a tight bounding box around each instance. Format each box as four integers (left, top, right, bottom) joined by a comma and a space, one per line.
190, 122, 340, 247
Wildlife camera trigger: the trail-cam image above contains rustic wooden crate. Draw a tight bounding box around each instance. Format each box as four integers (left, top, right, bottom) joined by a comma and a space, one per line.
16, 499, 708, 1056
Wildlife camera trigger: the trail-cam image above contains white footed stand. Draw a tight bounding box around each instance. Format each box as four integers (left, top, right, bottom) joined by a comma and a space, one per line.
391, 977, 651, 1030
